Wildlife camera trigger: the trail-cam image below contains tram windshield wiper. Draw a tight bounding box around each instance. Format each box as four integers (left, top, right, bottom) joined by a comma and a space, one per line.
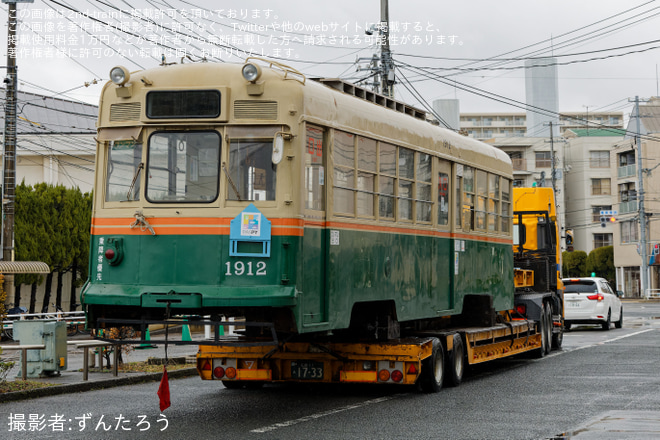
222, 162, 242, 201
126, 162, 143, 201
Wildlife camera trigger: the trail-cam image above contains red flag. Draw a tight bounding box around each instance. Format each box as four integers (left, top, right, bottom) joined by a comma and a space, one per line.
157, 366, 171, 411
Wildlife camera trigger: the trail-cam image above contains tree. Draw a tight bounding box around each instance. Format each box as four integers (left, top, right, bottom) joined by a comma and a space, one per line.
14, 182, 92, 312
562, 250, 587, 278
586, 246, 615, 283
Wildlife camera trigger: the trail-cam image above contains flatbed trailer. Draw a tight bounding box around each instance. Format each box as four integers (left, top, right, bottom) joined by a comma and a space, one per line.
196, 318, 542, 391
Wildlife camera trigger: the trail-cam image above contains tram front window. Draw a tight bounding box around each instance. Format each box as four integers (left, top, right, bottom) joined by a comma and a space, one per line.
227, 139, 277, 201
146, 131, 220, 203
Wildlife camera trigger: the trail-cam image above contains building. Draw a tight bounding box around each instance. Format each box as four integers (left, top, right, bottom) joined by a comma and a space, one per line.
459, 111, 624, 140
611, 98, 660, 298
1, 90, 98, 193
484, 136, 567, 246
563, 128, 627, 255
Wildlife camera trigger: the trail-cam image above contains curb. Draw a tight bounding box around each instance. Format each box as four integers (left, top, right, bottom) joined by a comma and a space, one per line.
0, 367, 198, 404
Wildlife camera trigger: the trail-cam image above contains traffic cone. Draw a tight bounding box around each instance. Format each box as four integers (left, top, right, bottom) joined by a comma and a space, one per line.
136, 328, 156, 350
182, 324, 192, 342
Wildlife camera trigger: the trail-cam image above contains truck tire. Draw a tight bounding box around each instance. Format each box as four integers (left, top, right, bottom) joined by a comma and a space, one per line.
544, 303, 552, 355
533, 304, 549, 358
420, 338, 444, 393
445, 333, 464, 387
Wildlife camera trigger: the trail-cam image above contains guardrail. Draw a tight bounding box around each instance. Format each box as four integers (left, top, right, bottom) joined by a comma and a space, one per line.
646, 289, 660, 299
2, 311, 86, 340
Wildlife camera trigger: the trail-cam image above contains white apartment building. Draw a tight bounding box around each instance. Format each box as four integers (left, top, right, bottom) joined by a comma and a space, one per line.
460, 111, 624, 140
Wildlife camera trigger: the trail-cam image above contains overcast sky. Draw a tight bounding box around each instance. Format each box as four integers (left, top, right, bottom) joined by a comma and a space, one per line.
2, 0, 659, 119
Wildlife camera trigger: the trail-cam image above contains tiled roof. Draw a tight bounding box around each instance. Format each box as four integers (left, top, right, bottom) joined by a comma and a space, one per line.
1, 89, 97, 134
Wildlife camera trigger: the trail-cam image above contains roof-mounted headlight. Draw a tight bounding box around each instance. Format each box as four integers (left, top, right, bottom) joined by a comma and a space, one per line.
242, 63, 262, 83
110, 66, 130, 86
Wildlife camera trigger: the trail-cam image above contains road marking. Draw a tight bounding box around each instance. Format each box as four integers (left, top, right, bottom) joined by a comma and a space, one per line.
546, 328, 656, 359
251, 396, 398, 433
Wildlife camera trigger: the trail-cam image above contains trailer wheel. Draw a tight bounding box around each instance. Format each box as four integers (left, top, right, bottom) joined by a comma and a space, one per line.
445, 333, 464, 387
544, 303, 552, 355
420, 338, 445, 393
533, 304, 549, 358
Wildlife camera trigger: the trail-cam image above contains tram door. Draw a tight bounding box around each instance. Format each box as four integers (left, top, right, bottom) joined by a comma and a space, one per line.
301, 125, 328, 325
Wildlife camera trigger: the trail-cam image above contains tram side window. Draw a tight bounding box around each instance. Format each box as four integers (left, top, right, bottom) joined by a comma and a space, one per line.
146, 131, 220, 202
106, 140, 143, 202
462, 166, 475, 230
416, 153, 432, 223
305, 125, 325, 211
333, 130, 355, 215
488, 174, 500, 232
227, 139, 277, 201
438, 171, 450, 226
501, 179, 511, 233
476, 170, 488, 230
378, 142, 396, 221
357, 137, 377, 218
398, 148, 414, 221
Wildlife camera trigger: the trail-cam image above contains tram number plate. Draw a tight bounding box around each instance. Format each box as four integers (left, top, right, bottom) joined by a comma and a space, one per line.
291, 361, 324, 380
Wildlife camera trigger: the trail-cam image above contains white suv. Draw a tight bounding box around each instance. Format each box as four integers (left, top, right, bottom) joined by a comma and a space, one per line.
562, 277, 623, 330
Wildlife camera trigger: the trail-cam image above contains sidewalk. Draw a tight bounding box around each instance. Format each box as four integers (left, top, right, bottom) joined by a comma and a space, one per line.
0, 329, 201, 403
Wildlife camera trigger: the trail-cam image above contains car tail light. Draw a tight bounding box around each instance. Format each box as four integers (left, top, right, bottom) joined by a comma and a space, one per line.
516, 304, 526, 315
213, 367, 225, 379
390, 370, 403, 383
587, 293, 604, 301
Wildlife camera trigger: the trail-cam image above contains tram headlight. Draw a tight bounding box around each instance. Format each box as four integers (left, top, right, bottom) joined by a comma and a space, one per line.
110, 66, 130, 86
242, 63, 262, 82
272, 132, 284, 165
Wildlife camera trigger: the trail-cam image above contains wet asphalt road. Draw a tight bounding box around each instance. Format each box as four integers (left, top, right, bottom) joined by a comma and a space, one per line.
2, 300, 659, 440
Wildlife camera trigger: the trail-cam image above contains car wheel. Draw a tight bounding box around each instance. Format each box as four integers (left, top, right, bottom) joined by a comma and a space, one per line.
601, 309, 611, 331
615, 307, 623, 329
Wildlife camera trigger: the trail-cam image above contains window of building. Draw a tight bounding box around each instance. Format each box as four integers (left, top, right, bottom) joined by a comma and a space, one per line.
621, 220, 639, 243
593, 233, 612, 249
592, 205, 612, 223
535, 151, 552, 168
591, 178, 611, 195
619, 151, 635, 166
618, 182, 637, 202
589, 151, 610, 168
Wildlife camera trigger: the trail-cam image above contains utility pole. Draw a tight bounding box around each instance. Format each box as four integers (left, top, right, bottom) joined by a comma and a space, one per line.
543, 121, 560, 195
379, 0, 394, 98
357, 0, 395, 97
633, 96, 649, 299
1, 0, 21, 300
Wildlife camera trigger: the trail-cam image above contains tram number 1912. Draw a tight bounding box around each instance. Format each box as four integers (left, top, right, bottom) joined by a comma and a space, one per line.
224, 261, 267, 276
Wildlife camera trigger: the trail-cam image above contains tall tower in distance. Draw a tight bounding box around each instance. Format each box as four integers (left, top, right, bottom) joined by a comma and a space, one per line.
525, 57, 559, 137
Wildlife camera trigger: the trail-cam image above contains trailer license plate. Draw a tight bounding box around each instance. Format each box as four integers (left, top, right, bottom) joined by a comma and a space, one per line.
291, 361, 324, 380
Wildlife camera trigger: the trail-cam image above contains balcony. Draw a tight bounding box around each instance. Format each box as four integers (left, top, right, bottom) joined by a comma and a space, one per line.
618, 165, 636, 179
511, 158, 527, 171
619, 200, 638, 214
